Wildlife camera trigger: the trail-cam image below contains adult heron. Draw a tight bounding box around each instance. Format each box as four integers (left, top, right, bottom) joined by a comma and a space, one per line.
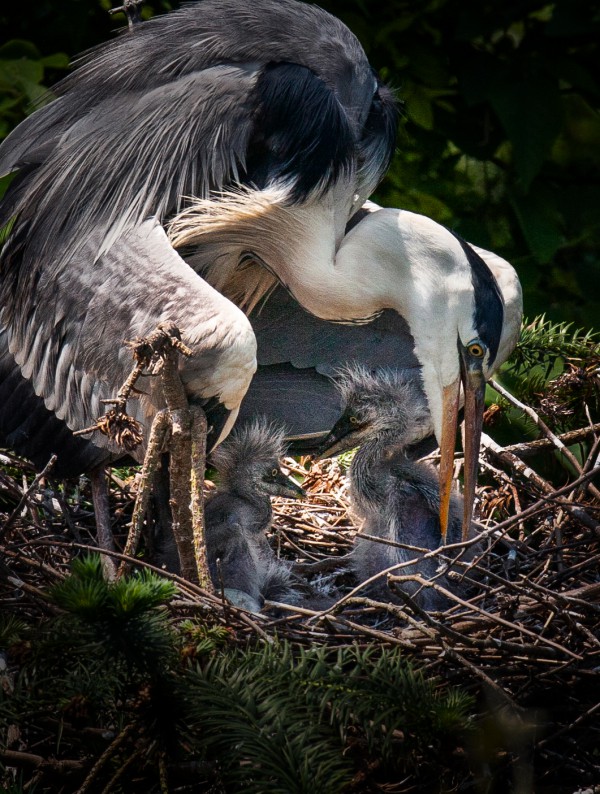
0, 1, 521, 542
191, 202, 523, 536
0, 0, 396, 475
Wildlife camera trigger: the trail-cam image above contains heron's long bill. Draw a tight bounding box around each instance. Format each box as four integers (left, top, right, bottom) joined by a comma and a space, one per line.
438, 378, 460, 542
438, 357, 486, 542
459, 359, 486, 541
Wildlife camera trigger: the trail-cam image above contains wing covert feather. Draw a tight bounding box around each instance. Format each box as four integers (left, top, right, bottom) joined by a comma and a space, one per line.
1, 220, 256, 467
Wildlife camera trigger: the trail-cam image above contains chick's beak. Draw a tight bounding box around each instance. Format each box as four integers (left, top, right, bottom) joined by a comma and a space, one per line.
274, 470, 306, 499
438, 347, 486, 542
316, 414, 361, 460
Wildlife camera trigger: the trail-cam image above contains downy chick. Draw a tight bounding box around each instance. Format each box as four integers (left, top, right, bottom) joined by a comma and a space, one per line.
206, 417, 304, 612
319, 365, 471, 610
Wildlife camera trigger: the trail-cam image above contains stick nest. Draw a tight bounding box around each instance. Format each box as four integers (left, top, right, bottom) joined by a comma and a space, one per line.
1, 411, 599, 788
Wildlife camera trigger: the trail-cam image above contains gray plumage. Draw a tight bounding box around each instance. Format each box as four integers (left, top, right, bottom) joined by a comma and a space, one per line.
0, 220, 257, 473
205, 417, 304, 611
321, 366, 470, 611
0, 0, 396, 475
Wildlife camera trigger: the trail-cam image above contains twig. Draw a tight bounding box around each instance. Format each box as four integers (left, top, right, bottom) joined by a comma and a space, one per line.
481, 432, 600, 531
190, 405, 209, 588
536, 701, 600, 750
118, 410, 169, 578
19, 540, 220, 605
0, 454, 57, 539
90, 467, 117, 581
387, 574, 583, 660
490, 379, 600, 500
108, 0, 144, 30
98, 749, 143, 794
487, 466, 600, 536
502, 422, 600, 457
76, 722, 135, 794
0, 749, 86, 772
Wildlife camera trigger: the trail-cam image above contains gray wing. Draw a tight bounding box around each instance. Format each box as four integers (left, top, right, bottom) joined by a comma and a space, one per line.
0, 220, 255, 475
0, 64, 258, 292
0, 0, 393, 331
237, 284, 429, 449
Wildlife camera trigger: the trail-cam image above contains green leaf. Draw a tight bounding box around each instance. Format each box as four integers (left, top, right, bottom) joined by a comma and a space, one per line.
406, 92, 434, 130
0, 59, 44, 87
0, 40, 41, 60
41, 53, 70, 69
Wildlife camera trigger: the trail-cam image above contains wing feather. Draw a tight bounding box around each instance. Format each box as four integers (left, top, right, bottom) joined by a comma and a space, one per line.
0, 221, 256, 470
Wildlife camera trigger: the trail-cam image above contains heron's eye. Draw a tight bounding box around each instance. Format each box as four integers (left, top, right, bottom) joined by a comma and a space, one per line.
468, 341, 485, 358
349, 415, 360, 425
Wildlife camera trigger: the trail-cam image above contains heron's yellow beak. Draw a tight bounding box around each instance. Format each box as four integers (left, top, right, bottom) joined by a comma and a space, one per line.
438, 378, 460, 543
438, 349, 486, 542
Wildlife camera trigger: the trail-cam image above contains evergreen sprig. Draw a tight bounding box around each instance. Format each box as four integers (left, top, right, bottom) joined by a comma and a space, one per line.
180, 641, 473, 790
47, 554, 178, 672
510, 315, 599, 376
0, 615, 28, 648
2, 560, 473, 792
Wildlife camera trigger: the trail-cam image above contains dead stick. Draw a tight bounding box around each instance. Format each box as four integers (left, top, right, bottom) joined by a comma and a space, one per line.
577, 434, 600, 502
440, 643, 518, 707
0, 454, 57, 539
490, 379, 600, 500
117, 410, 169, 578
169, 407, 197, 583
388, 573, 583, 660
160, 339, 207, 586
105, 361, 146, 412
322, 614, 417, 649
90, 466, 117, 581
0, 749, 86, 772
537, 701, 600, 750
502, 422, 600, 457
481, 432, 600, 531
22, 539, 220, 605
98, 749, 143, 794
486, 466, 600, 536
76, 723, 135, 794
190, 405, 210, 589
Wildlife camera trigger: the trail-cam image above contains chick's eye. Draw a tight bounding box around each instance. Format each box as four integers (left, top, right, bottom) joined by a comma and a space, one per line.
271, 468, 279, 478
349, 415, 360, 425
468, 342, 485, 358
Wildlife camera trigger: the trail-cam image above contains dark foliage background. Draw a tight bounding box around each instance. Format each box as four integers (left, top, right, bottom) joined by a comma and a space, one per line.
1, 0, 599, 328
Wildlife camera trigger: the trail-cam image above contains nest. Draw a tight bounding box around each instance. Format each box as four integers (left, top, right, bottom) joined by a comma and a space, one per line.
1, 410, 599, 789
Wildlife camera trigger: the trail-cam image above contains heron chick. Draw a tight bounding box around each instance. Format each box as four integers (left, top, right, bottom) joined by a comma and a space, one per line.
205, 417, 304, 612
319, 366, 472, 611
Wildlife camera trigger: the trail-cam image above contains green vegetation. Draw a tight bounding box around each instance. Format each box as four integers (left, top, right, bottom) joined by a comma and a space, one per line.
0, 4, 598, 790
0, 556, 474, 792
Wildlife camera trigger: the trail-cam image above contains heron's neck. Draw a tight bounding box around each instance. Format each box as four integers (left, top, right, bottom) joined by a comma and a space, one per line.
231, 481, 273, 528
172, 190, 408, 319
350, 436, 394, 514
172, 195, 469, 442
